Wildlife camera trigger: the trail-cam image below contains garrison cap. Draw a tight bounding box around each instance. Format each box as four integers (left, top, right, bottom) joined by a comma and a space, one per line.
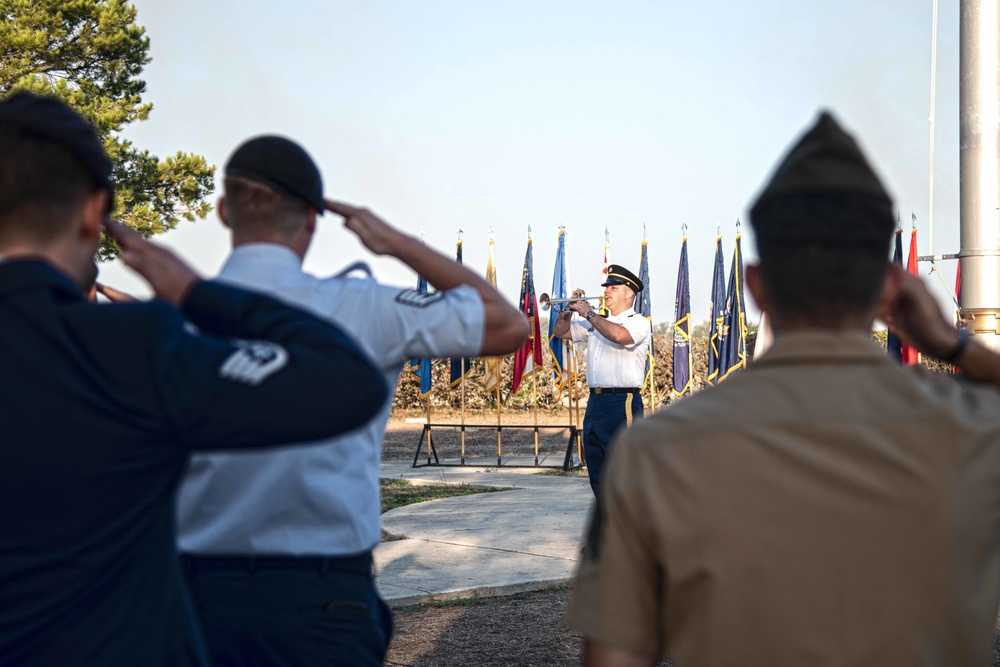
0, 92, 114, 210
750, 111, 894, 248
225, 135, 325, 213
601, 264, 643, 293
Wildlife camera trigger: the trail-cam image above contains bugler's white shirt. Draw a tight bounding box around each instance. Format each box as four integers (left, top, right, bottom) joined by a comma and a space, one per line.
569, 308, 651, 389
176, 243, 485, 555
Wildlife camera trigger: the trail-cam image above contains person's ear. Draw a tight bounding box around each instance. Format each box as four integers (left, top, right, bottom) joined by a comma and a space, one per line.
305, 209, 317, 235
79, 189, 108, 244
218, 196, 230, 228
745, 265, 770, 313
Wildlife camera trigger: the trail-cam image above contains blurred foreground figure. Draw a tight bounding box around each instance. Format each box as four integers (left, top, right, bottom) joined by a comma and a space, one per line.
0, 93, 386, 667
175, 136, 528, 666
567, 111, 1000, 667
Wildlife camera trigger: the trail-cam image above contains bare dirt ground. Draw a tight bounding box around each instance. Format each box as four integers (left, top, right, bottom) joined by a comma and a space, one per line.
385, 588, 583, 667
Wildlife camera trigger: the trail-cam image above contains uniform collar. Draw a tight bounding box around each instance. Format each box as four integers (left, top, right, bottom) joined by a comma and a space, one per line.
752, 330, 890, 368
608, 307, 637, 320
220, 243, 305, 287
0, 258, 84, 300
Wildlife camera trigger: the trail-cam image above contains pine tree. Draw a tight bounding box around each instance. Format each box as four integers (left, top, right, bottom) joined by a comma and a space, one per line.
0, 0, 214, 259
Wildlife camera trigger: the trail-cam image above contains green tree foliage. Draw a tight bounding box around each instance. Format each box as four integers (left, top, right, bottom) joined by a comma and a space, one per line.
0, 0, 214, 259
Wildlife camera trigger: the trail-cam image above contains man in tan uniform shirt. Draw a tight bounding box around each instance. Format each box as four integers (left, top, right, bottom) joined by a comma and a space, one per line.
566, 111, 1000, 666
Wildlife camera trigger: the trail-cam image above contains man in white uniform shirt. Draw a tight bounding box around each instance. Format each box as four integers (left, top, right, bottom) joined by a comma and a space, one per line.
175, 136, 528, 667
552, 264, 651, 500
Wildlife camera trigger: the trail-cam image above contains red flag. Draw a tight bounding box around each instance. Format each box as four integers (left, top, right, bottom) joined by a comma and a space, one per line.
901, 229, 919, 365
512, 238, 543, 394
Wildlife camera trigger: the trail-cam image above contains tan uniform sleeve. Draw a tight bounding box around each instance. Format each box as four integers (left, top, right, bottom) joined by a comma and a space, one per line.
565, 434, 662, 655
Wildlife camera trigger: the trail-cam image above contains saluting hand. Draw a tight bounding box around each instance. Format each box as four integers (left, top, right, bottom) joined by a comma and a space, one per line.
878, 264, 959, 359
325, 199, 403, 257
102, 218, 200, 306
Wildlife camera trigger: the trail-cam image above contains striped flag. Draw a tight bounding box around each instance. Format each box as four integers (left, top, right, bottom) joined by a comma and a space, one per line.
707, 235, 726, 385
484, 239, 501, 395
902, 227, 920, 365
672, 237, 692, 395
718, 233, 747, 382
408, 274, 433, 397
548, 229, 571, 399
512, 237, 543, 395
449, 238, 471, 388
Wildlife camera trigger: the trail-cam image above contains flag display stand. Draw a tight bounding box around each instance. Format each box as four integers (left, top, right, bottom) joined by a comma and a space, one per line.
410, 421, 582, 470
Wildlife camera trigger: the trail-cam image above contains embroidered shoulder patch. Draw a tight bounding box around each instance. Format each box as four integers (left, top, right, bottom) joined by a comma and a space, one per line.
395, 289, 445, 308
219, 340, 289, 386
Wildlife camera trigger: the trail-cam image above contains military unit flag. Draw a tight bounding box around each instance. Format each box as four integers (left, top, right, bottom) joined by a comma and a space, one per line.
887, 227, 904, 363
672, 236, 692, 395
449, 238, 471, 388
707, 235, 726, 384
408, 274, 433, 397
635, 238, 655, 392
718, 233, 748, 381
512, 237, 543, 395
483, 239, 501, 395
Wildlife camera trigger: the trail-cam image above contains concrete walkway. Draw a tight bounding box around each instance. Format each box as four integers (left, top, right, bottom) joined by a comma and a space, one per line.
374, 461, 594, 607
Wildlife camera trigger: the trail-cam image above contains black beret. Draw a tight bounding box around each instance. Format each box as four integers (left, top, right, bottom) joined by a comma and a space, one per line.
750, 111, 894, 247
0, 92, 114, 209
601, 264, 643, 292
225, 135, 324, 213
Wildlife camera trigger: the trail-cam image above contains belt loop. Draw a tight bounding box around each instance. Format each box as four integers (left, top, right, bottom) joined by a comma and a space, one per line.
319, 558, 330, 576
247, 557, 257, 574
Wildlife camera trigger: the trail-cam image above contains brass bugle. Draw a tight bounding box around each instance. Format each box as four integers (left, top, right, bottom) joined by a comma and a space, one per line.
538, 293, 602, 311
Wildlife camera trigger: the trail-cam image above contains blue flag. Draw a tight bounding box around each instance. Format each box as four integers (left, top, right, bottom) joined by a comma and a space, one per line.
547, 229, 570, 399
449, 239, 471, 387
719, 234, 747, 382
886, 229, 903, 363
707, 236, 726, 385
672, 237, 692, 395
635, 239, 654, 392
409, 275, 433, 397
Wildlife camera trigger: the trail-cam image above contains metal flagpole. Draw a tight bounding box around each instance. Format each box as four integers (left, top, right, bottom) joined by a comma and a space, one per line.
532, 374, 539, 466
457, 228, 467, 465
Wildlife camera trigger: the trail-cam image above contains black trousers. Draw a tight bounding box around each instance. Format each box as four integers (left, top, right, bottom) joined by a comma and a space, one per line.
181, 554, 392, 667
583, 391, 643, 500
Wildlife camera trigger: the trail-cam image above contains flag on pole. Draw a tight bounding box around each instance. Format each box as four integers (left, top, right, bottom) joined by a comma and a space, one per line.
707, 235, 726, 384
484, 238, 501, 395
512, 236, 543, 395
719, 233, 748, 382
547, 228, 570, 399
902, 227, 919, 365
955, 258, 962, 325
635, 238, 654, 392
449, 237, 471, 388
887, 228, 904, 362
408, 274, 433, 397
671, 236, 692, 395
600, 228, 611, 316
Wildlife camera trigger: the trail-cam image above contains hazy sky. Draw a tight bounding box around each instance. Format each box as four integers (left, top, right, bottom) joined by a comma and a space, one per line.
102, 0, 962, 324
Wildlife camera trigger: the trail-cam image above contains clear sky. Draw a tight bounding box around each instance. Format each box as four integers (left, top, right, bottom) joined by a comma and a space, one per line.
101, 0, 962, 326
